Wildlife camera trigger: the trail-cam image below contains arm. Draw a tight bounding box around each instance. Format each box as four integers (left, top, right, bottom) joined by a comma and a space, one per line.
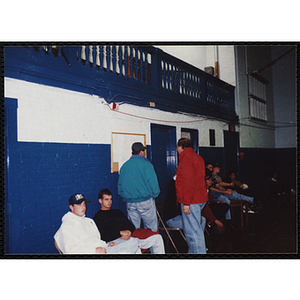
117, 210, 136, 235
119, 230, 132, 240
93, 211, 125, 242
202, 202, 223, 227
146, 163, 161, 198
218, 181, 234, 188
61, 223, 107, 254
214, 220, 224, 227
210, 186, 233, 195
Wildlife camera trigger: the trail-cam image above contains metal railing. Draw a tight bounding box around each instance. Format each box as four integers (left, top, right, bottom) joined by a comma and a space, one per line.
19, 45, 237, 120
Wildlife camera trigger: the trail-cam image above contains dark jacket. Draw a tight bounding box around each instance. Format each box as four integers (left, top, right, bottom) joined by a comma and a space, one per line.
93, 209, 135, 242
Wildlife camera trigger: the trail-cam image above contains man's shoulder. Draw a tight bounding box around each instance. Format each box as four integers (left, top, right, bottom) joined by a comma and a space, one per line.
94, 209, 124, 217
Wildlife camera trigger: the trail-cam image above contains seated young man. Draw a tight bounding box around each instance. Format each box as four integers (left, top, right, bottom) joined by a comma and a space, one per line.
54, 193, 140, 254
93, 189, 165, 254
210, 163, 254, 203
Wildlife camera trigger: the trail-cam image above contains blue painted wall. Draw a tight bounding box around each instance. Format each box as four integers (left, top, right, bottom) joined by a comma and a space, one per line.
6, 138, 125, 254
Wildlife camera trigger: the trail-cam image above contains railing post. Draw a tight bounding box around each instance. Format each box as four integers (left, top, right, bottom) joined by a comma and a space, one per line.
124, 46, 129, 78
112, 46, 116, 73
151, 48, 162, 93
118, 46, 122, 75
129, 46, 134, 78
106, 46, 111, 71
99, 45, 104, 70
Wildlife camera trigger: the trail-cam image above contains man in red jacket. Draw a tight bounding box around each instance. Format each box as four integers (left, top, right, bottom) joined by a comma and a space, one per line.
175, 138, 208, 254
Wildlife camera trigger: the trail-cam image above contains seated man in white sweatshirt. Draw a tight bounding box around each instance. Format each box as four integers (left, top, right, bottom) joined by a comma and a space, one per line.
54, 193, 140, 254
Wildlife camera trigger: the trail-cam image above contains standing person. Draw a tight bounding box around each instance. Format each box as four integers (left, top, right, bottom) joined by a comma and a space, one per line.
175, 138, 208, 254
118, 142, 161, 232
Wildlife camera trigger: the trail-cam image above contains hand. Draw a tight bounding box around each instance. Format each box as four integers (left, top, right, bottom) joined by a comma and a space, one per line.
182, 205, 190, 215
214, 220, 223, 227
225, 189, 233, 195
230, 182, 234, 187
120, 230, 131, 240
108, 242, 117, 247
95, 247, 107, 254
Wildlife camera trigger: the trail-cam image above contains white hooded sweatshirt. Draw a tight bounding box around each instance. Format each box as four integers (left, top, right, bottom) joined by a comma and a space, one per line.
54, 212, 107, 254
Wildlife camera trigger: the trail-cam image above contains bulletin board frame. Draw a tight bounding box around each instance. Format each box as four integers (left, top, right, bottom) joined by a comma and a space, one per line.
111, 132, 147, 173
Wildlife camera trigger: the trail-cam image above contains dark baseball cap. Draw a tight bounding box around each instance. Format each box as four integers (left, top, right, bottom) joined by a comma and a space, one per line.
69, 193, 90, 205
132, 142, 146, 152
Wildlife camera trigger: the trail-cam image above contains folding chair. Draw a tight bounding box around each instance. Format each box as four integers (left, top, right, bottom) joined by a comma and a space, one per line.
156, 204, 186, 254
54, 240, 63, 254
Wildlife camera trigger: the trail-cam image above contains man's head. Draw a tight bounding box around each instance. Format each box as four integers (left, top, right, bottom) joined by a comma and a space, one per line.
227, 170, 236, 181
69, 193, 90, 217
205, 162, 213, 172
205, 168, 212, 188
132, 142, 146, 156
213, 163, 221, 174
98, 188, 113, 211
177, 138, 193, 154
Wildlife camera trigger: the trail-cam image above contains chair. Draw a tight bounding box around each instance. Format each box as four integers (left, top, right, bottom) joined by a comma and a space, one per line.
230, 200, 248, 228
156, 204, 186, 254
54, 240, 63, 254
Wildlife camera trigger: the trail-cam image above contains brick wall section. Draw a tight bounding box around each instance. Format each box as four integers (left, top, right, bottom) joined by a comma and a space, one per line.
8, 142, 123, 254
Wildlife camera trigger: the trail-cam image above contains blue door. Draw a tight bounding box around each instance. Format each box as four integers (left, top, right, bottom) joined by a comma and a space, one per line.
150, 124, 177, 203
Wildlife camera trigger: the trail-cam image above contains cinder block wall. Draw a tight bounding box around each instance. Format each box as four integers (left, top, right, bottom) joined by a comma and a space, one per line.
7, 141, 122, 254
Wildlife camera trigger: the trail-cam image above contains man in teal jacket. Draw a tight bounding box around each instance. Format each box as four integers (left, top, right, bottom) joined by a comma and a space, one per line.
118, 142, 161, 232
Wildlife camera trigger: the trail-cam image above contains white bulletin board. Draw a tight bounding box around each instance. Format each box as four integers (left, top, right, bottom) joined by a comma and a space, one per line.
111, 132, 146, 173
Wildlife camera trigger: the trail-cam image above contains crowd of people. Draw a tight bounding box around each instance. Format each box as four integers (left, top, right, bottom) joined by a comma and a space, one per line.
54, 139, 260, 255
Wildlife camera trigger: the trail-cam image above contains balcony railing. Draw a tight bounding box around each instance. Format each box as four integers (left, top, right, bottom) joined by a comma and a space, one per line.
5, 45, 238, 122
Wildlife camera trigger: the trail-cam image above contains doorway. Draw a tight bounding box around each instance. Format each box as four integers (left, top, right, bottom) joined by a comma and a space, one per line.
181, 128, 199, 153
150, 124, 177, 203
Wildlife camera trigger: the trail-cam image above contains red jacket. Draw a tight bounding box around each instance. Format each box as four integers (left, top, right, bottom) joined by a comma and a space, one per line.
175, 148, 207, 205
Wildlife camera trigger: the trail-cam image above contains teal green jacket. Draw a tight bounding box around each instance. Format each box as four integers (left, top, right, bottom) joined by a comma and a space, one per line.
117, 155, 161, 203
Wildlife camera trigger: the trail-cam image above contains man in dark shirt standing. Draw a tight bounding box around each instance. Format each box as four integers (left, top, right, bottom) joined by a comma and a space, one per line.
93, 189, 165, 254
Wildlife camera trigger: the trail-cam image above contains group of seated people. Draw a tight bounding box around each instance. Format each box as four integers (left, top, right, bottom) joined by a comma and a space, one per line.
54, 162, 256, 255
54, 189, 165, 254
163, 162, 256, 238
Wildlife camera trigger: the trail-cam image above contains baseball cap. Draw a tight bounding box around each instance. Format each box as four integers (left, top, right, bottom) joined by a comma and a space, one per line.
69, 193, 90, 205
132, 142, 146, 152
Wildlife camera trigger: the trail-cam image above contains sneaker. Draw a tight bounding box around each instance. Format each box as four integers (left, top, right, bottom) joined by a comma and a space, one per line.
247, 207, 256, 214
243, 205, 257, 214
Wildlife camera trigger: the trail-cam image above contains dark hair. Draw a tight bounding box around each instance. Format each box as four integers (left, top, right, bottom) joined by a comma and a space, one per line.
177, 138, 193, 149
205, 168, 212, 179
227, 170, 236, 177
98, 188, 112, 199
205, 162, 213, 167
132, 149, 141, 155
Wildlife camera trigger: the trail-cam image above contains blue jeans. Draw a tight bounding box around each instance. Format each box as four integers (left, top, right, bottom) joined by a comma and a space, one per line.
226, 191, 254, 203
111, 235, 165, 254
106, 237, 140, 254
181, 203, 207, 254
166, 215, 206, 233
166, 215, 184, 229
126, 198, 158, 232
210, 192, 232, 220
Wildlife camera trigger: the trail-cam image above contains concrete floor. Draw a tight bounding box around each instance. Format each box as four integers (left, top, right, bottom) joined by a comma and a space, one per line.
160, 195, 297, 256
